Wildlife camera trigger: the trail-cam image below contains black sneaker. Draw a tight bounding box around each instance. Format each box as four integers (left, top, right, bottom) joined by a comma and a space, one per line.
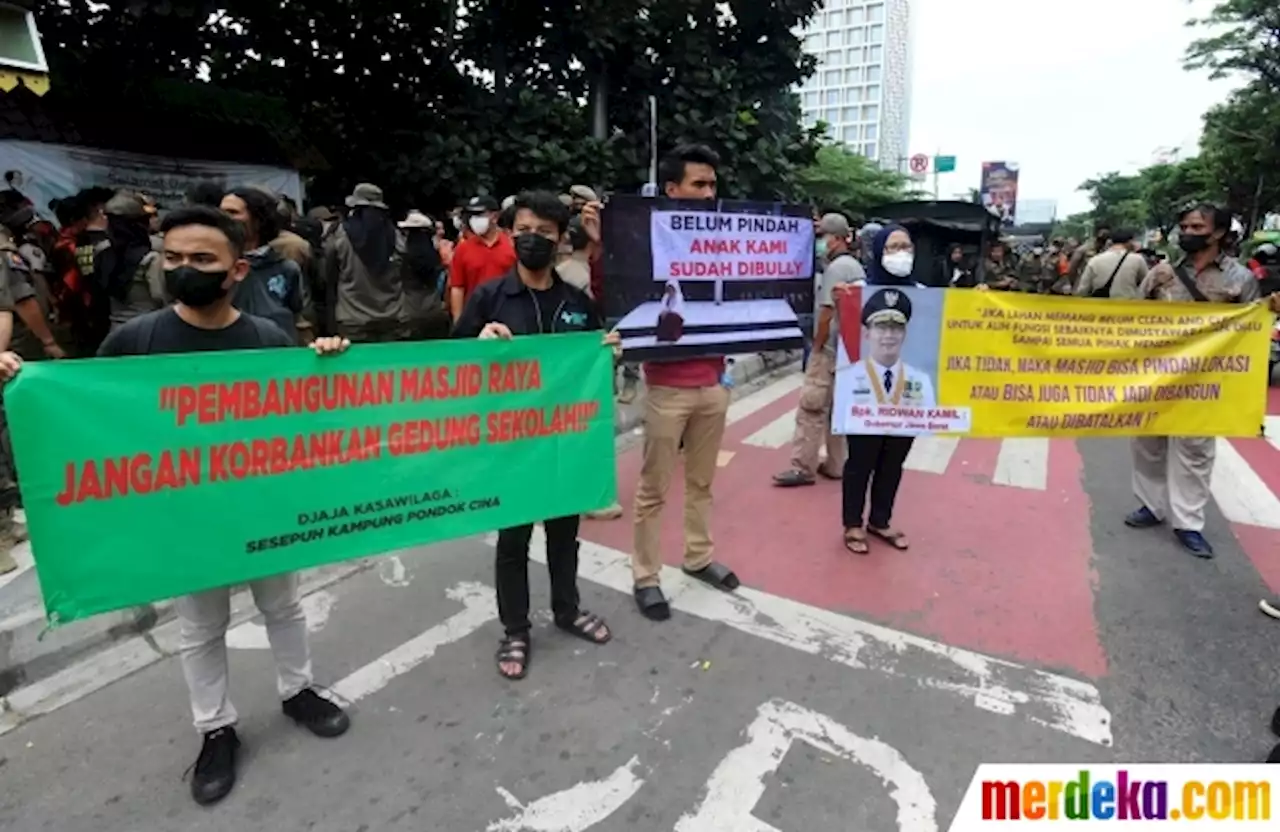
282, 689, 350, 738
190, 727, 240, 806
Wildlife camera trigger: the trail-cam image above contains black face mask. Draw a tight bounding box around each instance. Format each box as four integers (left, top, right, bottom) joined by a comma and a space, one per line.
1178, 233, 1211, 254
514, 233, 556, 271
165, 265, 230, 308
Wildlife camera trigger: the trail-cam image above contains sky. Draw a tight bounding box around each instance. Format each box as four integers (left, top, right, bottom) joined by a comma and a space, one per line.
906, 0, 1238, 216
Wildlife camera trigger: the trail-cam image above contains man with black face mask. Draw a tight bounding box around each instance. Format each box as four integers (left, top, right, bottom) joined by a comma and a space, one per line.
453, 190, 621, 682
96, 206, 353, 807
1125, 203, 1259, 560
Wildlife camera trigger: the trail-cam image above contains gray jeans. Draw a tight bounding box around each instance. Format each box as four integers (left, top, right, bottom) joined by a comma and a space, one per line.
176, 573, 312, 733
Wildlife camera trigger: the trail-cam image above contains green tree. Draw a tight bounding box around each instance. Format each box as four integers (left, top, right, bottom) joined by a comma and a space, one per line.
1076, 172, 1146, 231
1137, 157, 1218, 238
1185, 0, 1280, 89
1199, 82, 1280, 232
796, 144, 915, 215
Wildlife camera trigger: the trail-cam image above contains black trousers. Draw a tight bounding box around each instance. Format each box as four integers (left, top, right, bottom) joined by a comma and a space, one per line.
842, 435, 914, 529
495, 515, 581, 637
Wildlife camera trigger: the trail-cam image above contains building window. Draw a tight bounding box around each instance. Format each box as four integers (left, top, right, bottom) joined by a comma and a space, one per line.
861, 104, 879, 121
869, 24, 884, 43
803, 113, 816, 128
866, 84, 881, 101
823, 70, 840, 85
848, 6, 864, 24
827, 49, 844, 66
805, 34, 821, 50
869, 44, 883, 62
868, 3, 885, 23
843, 125, 860, 143
826, 31, 841, 49
845, 86, 862, 103
841, 106, 857, 121
822, 108, 839, 124
850, 26, 865, 44
867, 64, 882, 82
864, 142, 878, 159
845, 67, 863, 83
803, 91, 818, 107
826, 89, 840, 106
864, 124, 878, 141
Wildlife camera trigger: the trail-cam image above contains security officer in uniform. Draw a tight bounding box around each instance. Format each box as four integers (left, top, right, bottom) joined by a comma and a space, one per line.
982, 239, 1019, 291
1018, 246, 1056, 293
843, 288, 936, 409
0, 193, 66, 361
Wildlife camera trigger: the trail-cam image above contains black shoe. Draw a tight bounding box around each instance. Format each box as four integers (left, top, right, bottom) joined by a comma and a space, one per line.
634, 585, 671, 621
1272, 707, 1280, 738
190, 727, 240, 806
283, 688, 350, 738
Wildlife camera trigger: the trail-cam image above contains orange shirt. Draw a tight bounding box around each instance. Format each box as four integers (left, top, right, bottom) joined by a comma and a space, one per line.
448, 231, 516, 300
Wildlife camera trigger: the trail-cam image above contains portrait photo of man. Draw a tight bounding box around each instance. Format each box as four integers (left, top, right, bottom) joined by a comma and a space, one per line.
845, 288, 936, 408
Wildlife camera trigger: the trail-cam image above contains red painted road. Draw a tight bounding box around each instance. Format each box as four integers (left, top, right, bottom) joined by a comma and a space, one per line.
583, 384, 1280, 681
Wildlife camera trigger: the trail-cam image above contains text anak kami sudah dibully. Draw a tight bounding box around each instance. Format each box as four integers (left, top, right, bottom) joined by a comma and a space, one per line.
54, 359, 601, 507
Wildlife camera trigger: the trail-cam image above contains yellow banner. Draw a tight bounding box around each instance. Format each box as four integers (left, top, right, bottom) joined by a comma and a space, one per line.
833, 288, 1271, 438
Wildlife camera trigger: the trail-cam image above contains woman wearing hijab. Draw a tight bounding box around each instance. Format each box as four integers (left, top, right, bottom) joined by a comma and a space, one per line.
834, 224, 920, 555
399, 210, 450, 340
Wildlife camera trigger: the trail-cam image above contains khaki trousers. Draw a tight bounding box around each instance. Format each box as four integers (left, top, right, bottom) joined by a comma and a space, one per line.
790, 351, 846, 477
632, 384, 730, 588
1131, 436, 1216, 532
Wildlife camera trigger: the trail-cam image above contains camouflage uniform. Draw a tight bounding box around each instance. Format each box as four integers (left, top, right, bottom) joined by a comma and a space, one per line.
982, 256, 1019, 291
1, 229, 58, 361
0, 256, 21, 573
1016, 252, 1056, 293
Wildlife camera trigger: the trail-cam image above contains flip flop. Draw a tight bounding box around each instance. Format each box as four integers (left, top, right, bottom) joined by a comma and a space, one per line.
634, 586, 671, 621
683, 562, 740, 591
867, 526, 909, 550
843, 527, 869, 555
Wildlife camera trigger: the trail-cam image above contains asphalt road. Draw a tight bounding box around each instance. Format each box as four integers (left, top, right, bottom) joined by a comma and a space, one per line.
1, 375, 1278, 832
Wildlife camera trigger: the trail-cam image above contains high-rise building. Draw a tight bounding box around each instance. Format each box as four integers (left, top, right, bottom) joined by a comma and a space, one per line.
797, 0, 912, 169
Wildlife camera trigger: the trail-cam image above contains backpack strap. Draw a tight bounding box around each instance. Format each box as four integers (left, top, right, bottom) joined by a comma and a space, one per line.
1091, 252, 1128, 298
1173, 264, 1211, 303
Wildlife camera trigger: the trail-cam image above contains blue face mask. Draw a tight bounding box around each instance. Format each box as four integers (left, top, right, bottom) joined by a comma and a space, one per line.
815, 239, 828, 260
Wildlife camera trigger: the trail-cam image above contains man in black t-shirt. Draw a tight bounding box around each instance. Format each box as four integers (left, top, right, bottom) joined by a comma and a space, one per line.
17, 206, 355, 806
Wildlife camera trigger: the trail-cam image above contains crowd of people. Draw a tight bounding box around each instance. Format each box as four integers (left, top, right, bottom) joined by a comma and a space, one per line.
1, 141, 1280, 803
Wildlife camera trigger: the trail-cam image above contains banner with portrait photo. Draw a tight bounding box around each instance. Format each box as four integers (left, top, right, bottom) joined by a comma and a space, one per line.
832, 289, 1272, 438
600, 195, 814, 361
980, 161, 1019, 229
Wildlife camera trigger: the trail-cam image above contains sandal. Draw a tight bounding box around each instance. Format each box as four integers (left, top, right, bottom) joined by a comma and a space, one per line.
557, 610, 612, 645
634, 586, 671, 621
496, 635, 530, 680
867, 526, 909, 550
772, 469, 816, 488
843, 527, 869, 555
683, 561, 740, 591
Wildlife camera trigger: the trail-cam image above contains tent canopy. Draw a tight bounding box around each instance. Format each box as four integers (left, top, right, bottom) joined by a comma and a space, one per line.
865, 201, 1004, 286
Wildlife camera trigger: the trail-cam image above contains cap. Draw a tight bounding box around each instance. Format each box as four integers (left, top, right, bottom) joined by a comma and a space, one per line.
569, 185, 599, 202
463, 195, 500, 215
501, 194, 517, 210
861, 288, 912, 327
558, 193, 574, 206
344, 183, 387, 210
398, 209, 433, 229
104, 192, 147, 219
818, 213, 851, 237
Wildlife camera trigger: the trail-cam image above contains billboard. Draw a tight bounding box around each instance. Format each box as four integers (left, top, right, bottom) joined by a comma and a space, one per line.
980, 161, 1019, 228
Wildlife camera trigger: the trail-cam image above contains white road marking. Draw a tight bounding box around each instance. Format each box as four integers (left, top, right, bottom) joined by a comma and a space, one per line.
675, 699, 937, 832
725, 375, 803, 426
1265, 416, 1280, 453
903, 437, 961, 474
330, 582, 495, 704
742, 410, 796, 449
992, 438, 1050, 491
0, 562, 369, 736
485, 756, 644, 832
225, 590, 336, 650
1212, 438, 1280, 529
716, 450, 736, 468
379, 554, 412, 587
527, 530, 1112, 746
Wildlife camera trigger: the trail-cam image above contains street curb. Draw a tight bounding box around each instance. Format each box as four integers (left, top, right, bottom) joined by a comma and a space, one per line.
0, 350, 798, 701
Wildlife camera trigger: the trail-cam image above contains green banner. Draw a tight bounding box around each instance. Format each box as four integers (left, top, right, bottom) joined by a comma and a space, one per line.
7, 333, 617, 624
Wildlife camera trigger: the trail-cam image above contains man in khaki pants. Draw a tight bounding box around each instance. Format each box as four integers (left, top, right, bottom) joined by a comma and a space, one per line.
774, 213, 861, 487
629, 144, 741, 621
1124, 204, 1258, 559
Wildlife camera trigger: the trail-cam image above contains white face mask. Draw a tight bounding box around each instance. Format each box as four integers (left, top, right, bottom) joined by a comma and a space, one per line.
469, 216, 490, 236
882, 251, 914, 278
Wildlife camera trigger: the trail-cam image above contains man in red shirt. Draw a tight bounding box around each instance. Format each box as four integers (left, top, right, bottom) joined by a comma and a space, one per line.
448, 195, 515, 321
582, 144, 739, 623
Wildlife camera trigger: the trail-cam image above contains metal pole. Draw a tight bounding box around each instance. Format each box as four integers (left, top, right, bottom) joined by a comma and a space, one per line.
642, 96, 659, 197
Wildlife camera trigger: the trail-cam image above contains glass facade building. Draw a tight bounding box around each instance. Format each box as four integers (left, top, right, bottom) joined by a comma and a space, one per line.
797, 0, 912, 169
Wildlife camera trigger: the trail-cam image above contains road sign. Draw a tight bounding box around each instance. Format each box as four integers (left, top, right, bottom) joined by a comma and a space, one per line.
934, 155, 956, 174
909, 154, 930, 174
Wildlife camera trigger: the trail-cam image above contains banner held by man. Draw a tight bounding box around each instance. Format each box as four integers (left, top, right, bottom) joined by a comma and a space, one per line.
6, 334, 617, 624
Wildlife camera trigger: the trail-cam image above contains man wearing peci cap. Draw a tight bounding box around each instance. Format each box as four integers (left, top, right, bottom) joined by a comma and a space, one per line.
774, 212, 860, 487
845, 288, 935, 409
448, 195, 515, 323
